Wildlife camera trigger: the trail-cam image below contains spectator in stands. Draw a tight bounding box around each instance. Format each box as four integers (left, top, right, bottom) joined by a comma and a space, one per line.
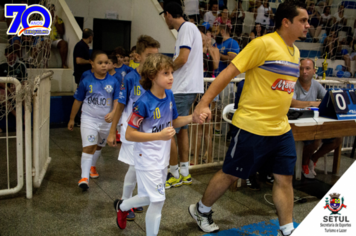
321, 6, 333, 35
250, 23, 266, 41
343, 39, 356, 76
291, 58, 343, 178
254, 0, 273, 30
214, 6, 232, 29
129, 46, 140, 69
214, 24, 240, 75
73, 28, 93, 85
203, 0, 219, 26
20, 35, 35, 68
185, 0, 200, 24
218, 0, 227, 8
198, 26, 220, 77
48, 4, 68, 68
307, 2, 322, 42
323, 27, 341, 60
230, 0, 245, 37
332, 4, 352, 43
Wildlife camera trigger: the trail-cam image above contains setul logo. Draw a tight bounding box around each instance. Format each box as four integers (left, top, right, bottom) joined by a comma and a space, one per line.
271, 79, 296, 94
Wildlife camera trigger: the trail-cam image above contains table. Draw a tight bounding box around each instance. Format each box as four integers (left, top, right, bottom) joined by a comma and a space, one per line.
290, 117, 356, 180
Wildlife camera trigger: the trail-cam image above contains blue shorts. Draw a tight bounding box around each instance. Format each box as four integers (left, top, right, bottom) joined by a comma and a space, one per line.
173, 93, 197, 133
222, 126, 297, 179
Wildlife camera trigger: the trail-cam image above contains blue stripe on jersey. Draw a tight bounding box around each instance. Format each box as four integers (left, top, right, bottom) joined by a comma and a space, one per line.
258, 61, 300, 78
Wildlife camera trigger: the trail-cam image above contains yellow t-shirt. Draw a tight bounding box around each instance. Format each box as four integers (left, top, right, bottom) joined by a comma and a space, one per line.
129, 60, 140, 69
231, 31, 300, 136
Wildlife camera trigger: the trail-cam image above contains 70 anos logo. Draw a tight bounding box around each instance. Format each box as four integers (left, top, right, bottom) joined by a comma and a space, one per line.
5, 4, 52, 36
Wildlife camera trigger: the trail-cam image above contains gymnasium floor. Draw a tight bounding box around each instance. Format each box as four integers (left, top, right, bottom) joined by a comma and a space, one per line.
0, 127, 355, 236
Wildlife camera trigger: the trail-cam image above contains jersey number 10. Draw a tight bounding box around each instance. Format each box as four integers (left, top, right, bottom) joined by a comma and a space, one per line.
153, 107, 161, 119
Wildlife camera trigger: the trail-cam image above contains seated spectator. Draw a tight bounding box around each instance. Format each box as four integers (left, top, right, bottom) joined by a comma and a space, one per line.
198, 26, 220, 77
307, 2, 322, 42
291, 58, 343, 178
203, 0, 219, 27
185, 0, 200, 24
321, 6, 333, 35
254, 0, 273, 30
343, 39, 356, 76
129, 46, 140, 69
333, 4, 352, 43
206, 28, 216, 45
20, 35, 35, 68
213, 6, 231, 29
249, 23, 266, 41
48, 4, 68, 68
230, 0, 245, 37
323, 28, 341, 60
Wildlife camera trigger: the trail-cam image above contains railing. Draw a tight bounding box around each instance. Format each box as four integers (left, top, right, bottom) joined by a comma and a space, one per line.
0, 77, 24, 197
188, 77, 356, 169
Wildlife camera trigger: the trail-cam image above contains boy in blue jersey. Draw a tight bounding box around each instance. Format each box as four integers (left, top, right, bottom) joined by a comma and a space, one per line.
80, 69, 93, 83
68, 51, 120, 190
107, 55, 122, 81
114, 47, 133, 81
107, 35, 161, 220
115, 53, 207, 235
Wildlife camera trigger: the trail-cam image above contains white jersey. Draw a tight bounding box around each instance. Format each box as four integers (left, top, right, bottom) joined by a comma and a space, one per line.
172, 22, 204, 94
128, 90, 178, 171
118, 69, 145, 144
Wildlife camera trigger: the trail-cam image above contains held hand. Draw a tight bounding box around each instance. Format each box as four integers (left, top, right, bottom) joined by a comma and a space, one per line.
160, 127, 176, 140
68, 120, 74, 131
193, 103, 211, 124
105, 112, 114, 123
199, 113, 209, 123
107, 132, 117, 147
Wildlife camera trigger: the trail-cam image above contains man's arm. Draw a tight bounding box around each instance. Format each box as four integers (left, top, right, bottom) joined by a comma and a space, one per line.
173, 48, 190, 71
76, 57, 90, 65
291, 99, 321, 108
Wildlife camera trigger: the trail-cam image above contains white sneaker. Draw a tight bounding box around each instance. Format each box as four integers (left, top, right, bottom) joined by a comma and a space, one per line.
188, 203, 219, 233
309, 160, 316, 176
302, 165, 315, 179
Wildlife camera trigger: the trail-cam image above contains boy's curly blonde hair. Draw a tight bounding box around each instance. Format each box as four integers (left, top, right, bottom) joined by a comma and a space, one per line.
140, 54, 174, 91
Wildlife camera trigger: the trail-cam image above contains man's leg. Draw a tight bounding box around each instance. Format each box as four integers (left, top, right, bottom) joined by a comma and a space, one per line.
273, 174, 294, 235
302, 140, 320, 178
57, 40, 68, 68
311, 138, 343, 163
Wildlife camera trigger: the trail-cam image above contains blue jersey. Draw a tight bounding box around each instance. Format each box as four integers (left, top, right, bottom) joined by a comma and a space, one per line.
128, 90, 178, 170
74, 73, 120, 121
110, 71, 122, 83
215, 38, 240, 75
118, 69, 146, 144
80, 69, 93, 82
115, 64, 133, 82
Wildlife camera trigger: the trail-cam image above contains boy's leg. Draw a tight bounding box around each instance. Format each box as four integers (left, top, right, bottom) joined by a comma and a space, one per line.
122, 165, 137, 200
146, 201, 165, 236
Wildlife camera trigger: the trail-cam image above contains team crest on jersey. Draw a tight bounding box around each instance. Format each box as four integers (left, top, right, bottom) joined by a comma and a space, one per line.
87, 135, 96, 143
157, 183, 165, 195
121, 71, 126, 78
170, 101, 173, 110
271, 79, 295, 94
104, 85, 113, 93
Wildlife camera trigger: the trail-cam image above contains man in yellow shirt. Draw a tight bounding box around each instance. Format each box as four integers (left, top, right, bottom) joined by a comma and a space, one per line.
188, 1, 310, 235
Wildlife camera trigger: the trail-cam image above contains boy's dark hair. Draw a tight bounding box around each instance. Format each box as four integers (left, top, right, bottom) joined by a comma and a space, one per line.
140, 54, 173, 91
136, 35, 161, 55
219, 24, 231, 34
90, 50, 107, 61
5, 46, 16, 55
275, 0, 306, 30
108, 54, 118, 64
113, 47, 126, 57
198, 25, 207, 34
83, 28, 94, 39
130, 46, 136, 53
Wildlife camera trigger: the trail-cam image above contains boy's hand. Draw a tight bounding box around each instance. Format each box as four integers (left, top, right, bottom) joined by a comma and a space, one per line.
160, 127, 176, 140
107, 132, 117, 147
68, 120, 74, 131
105, 112, 114, 123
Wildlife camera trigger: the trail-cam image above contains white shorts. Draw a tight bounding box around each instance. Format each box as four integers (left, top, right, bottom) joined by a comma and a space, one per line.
349, 52, 356, 60
118, 143, 134, 165
51, 39, 62, 48
136, 168, 168, 202
80, 119, 111, 147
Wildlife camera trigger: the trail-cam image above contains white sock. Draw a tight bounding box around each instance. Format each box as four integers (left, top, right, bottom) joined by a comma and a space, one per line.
120, 195, 150, 212
170, 164, 179, 179
280, 222, 294, 235
146, 201, 165, 236
81, 153, 93, 180
122, 165, 136, 200
198, 200, 211, 213
91, 150, 101, 167
180, 162, 189, 177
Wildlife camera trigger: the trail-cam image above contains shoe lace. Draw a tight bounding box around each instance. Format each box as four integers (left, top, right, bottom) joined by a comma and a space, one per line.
205, 211, 215, 225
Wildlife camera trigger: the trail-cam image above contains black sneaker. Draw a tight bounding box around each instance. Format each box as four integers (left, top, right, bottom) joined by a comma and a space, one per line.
246, 178, 260, 191
265, 174, 274, 185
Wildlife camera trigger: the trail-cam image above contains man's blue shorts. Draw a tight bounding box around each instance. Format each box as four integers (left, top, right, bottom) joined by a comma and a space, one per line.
222, 125, 297, 179
173, 93, 197, 133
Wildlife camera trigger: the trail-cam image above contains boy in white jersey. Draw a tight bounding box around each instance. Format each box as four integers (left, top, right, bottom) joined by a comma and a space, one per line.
115, 54, 207, 235
68, 50, 120, 190
107, 35, 161, 220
